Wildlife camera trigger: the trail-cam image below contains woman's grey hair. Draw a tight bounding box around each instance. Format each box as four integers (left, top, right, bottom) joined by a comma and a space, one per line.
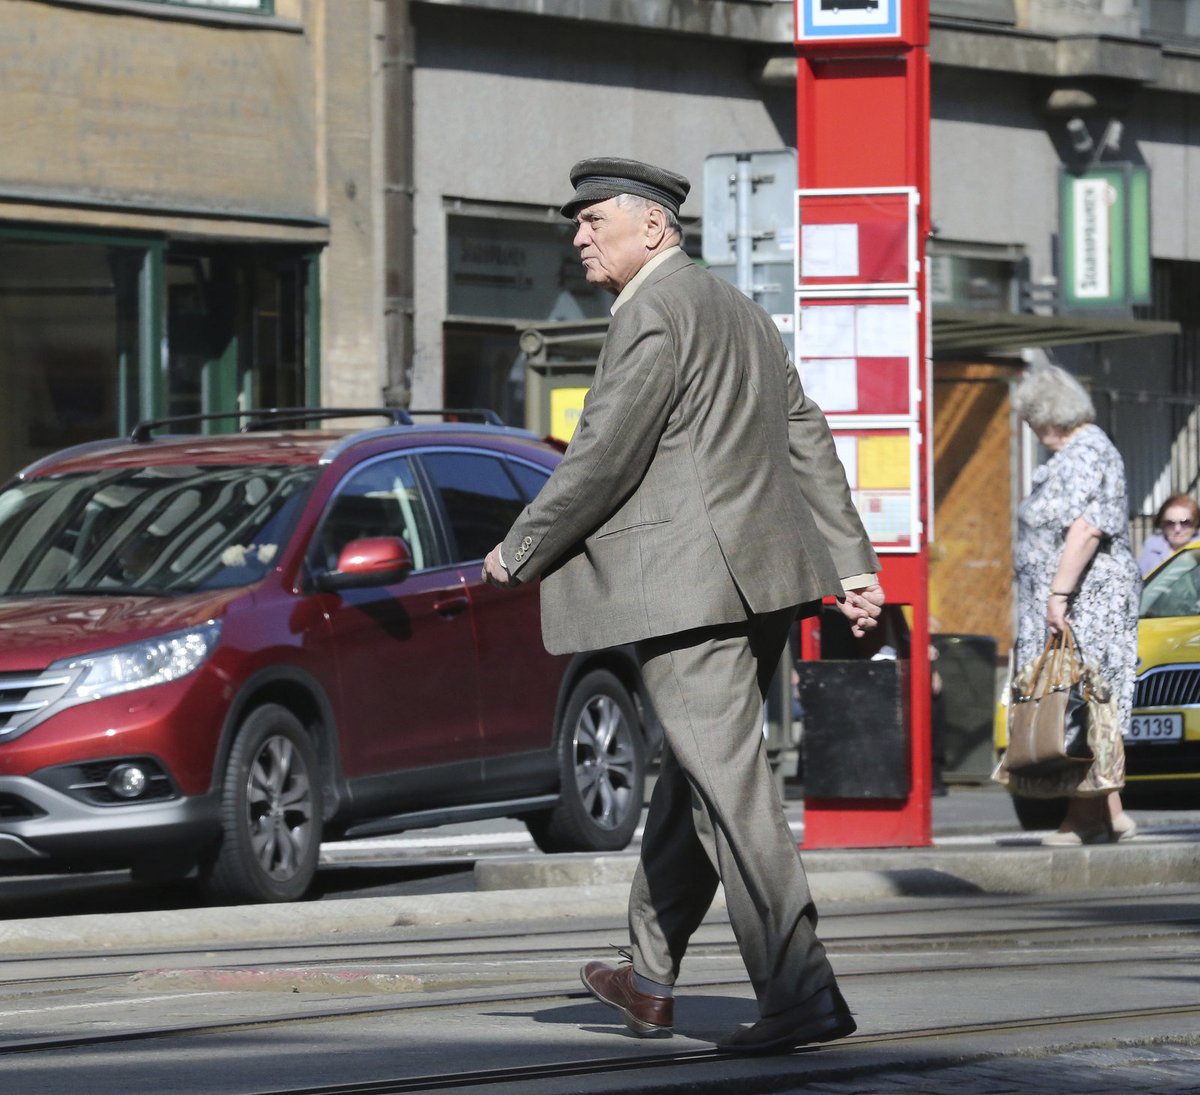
1012, 363, 1095, 432
614, 192, 683, 239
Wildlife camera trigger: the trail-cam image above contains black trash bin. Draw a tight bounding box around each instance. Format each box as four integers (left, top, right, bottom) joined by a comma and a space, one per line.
796, 658, 911, 799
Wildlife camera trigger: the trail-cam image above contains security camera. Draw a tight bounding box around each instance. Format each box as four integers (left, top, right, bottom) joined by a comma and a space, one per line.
1066, 118, 1094, 153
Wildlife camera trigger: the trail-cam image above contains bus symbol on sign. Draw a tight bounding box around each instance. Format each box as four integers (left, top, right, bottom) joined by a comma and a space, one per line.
799, 0, 899, 40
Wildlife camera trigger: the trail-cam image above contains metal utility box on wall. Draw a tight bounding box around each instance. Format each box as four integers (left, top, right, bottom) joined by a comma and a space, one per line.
797, 659, 911, 798
518, 322, 605, 441
523, 361, 596, 441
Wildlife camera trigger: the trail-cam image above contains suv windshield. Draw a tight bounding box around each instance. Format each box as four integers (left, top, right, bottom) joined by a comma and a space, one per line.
0, 465, 316, 597
1140, 548, 1200, 619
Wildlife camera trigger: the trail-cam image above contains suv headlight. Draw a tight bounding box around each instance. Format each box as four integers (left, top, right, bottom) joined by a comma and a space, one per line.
55, 621, 222, 703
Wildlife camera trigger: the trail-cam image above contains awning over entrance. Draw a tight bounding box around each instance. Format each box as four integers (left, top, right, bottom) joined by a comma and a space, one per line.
931, 306, 1180, 357
517, 308, 1182, 367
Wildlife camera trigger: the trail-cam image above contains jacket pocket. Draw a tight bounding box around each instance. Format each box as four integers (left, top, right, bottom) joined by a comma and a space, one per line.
594, 516, 671, 540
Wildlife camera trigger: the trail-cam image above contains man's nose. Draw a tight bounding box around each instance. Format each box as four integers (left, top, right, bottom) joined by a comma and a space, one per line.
572, 224, 588, 248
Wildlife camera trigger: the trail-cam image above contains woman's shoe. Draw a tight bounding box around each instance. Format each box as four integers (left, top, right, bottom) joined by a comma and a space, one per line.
1110, 812, 1138, 841
1042, 829, 1084, 845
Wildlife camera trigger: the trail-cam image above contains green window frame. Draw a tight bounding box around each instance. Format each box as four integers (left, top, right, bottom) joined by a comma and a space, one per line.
0, 225, 321, 447
0, 224, 165, 441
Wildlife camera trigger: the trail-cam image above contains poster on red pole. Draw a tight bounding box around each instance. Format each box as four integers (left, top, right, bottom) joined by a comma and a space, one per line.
794, 292, 919, 420
795, 188, 919, 291
830, 425, 919, 553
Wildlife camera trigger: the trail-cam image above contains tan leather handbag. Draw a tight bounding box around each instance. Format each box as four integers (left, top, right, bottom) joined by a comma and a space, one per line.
1005, 624, 1095, 775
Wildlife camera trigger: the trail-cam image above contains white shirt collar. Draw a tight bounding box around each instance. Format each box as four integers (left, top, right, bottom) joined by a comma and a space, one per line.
610, 246, 683, 315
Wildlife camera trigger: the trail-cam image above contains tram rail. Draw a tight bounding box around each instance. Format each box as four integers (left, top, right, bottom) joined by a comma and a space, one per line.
0, 944, 1197, 1058
0, 886, 1198, 1094
242, 1003, 1200, 1095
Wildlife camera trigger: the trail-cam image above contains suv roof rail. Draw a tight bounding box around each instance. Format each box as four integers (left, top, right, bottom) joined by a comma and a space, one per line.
129, 408, 416, 442
244, 407, 505, 430
240, 407, 416, 431
406, 408, 506, 426
129, 406, 506, 442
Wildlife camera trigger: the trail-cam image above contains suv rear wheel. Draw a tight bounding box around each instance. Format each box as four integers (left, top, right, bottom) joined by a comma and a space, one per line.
199, 704, 322, 904
527, 669, 645, 853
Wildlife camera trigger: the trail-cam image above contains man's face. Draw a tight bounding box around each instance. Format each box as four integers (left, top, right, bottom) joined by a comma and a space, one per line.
572, 198, 653, 294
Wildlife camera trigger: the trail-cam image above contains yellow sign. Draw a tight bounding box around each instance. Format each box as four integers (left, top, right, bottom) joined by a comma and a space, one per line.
857, 434, 911, 490
550, 387, 588, 442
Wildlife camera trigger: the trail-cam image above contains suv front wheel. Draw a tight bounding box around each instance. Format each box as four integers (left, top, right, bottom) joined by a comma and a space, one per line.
200, 703, 322, 904
527, 669, 645, 854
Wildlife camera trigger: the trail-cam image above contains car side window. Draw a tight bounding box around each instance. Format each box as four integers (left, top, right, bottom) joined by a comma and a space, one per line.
421, 451, 526, 564
318, 456, 440, 572
506, 459, 551, 503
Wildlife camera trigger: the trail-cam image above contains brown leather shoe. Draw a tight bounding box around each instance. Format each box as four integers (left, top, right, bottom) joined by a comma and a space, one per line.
580, 960, 673, 1037
716, 984, 856, 1055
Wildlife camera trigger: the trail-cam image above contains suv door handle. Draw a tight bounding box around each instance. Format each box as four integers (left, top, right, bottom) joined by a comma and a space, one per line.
434, 595, 469, 618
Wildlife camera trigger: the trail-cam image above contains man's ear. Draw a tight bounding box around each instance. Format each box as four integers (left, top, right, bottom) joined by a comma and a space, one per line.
644, 204, 669, 246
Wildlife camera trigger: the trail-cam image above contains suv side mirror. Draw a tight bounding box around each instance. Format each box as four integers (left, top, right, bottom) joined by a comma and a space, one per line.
315, 536, 414, 592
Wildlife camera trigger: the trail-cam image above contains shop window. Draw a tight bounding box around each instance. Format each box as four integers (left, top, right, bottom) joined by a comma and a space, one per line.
0, 237, 139, 480
0, 234, 316, 481
1142, 0, 1200, 39
446, 213, 611, 323
166, 248, 311, 428
444, 205, 702, 429
928, 243, 1021, 312
444, 210, 610, 430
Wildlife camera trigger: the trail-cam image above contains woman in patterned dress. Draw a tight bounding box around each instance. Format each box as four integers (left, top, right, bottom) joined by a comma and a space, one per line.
1006, 363, 1140, 844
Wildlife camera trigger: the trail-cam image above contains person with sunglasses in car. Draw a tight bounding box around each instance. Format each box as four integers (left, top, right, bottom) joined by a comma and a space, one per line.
1138, 493, 1200, 577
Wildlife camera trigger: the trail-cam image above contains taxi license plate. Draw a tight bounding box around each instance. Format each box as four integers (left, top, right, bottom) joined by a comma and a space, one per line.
1126, 713, 1184, 743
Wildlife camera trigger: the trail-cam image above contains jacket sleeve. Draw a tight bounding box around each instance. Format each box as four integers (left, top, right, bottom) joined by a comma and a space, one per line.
784, 350, 880, 580
501, 302, 677, 581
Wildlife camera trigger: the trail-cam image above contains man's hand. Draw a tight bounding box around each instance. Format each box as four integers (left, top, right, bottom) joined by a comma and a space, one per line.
837, 583, 884, 638
482, 544, 517, 588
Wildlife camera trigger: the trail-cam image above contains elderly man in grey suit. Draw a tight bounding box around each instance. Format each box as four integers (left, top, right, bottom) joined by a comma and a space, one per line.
483, 157, 883, 1054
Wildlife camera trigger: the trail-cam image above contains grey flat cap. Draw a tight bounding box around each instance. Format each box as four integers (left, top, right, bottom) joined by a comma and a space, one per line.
561, 157, 691, 219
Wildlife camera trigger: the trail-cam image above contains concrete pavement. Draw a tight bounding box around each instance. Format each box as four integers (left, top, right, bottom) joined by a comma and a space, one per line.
0, 801, 1198, 953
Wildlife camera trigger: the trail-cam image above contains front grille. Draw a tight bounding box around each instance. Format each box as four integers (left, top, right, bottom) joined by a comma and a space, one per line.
1134, 664, 1200, 710
0, 669, 74, 738
1124, 742, 1200, 777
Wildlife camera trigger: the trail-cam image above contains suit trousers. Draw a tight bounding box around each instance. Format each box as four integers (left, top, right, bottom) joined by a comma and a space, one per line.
628, 604, 836, 1018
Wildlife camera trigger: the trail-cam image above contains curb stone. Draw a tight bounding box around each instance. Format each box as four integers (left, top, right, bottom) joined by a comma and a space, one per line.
0, 840, 1197, 955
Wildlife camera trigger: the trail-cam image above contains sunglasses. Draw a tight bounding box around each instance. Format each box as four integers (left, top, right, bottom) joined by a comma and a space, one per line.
1163, 519, 1196, 529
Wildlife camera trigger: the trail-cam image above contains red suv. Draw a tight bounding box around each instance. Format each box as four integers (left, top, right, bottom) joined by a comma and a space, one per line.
0, 410, 658, 903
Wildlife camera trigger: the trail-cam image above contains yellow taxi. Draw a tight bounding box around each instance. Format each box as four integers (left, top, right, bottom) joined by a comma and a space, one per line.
996, 542, 1200, 828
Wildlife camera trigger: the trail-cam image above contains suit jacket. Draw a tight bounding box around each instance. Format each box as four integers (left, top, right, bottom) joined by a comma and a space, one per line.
502, 250, 878, 655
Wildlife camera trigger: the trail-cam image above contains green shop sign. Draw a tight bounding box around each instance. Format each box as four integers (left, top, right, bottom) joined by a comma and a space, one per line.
1058, 164, 1150, 309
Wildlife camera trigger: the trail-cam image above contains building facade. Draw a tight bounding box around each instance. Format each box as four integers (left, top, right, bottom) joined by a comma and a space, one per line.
403, 0, 1200, 646
0, 0, 388, 480
4, 0, 1200, 650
